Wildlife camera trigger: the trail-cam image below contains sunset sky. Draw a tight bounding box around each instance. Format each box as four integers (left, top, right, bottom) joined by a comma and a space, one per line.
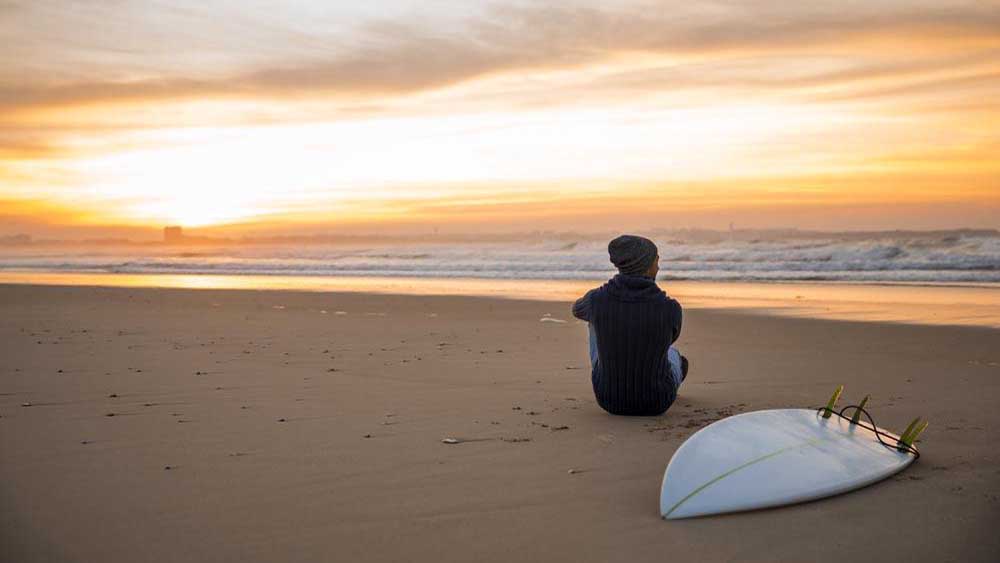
2, 0, 999, 238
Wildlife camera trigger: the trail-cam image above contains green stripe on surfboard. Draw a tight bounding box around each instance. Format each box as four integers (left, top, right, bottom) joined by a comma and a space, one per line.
663, 437, 826, 518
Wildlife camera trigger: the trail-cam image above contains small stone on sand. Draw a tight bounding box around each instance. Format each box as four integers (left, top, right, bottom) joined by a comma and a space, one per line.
442, 438, 461, 444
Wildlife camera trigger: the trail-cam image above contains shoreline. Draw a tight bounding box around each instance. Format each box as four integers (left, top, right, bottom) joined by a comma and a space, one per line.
3, 268, 1000, 289
2, 271, 999, 329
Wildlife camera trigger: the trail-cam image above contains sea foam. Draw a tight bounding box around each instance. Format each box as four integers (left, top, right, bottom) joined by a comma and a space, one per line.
1, 232, 998, 284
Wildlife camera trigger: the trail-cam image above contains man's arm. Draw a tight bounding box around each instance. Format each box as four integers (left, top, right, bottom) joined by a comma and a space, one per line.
572, 289, 596, 322
668, 298, 683, 344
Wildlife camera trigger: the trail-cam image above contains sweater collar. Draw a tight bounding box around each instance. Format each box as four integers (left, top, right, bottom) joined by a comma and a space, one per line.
605, 273, 664, 301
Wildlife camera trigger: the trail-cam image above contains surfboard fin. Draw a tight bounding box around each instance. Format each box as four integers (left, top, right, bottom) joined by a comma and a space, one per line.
822, 385, 844, 419
849, 395, 870, 425
896, 417, 922, 450
910, 420, 930, 444
898, 420, 929, 451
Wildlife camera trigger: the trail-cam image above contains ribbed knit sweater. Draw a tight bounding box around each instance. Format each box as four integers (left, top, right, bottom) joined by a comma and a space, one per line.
572, 274, 683, 416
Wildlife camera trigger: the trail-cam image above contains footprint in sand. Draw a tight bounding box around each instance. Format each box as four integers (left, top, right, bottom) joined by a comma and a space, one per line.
503, 437, 532, 443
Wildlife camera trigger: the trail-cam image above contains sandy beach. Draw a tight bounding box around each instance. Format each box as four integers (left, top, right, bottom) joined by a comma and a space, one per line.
2, 283, 998, 563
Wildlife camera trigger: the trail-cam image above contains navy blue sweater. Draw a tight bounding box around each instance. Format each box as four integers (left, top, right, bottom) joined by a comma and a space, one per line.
572, 274, 683, 416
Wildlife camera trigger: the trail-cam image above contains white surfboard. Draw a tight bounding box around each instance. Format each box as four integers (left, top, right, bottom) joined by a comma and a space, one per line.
660, 408, 917, 519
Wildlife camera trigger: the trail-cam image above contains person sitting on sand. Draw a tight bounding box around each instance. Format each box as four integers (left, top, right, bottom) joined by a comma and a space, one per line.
572, 235, 688, 416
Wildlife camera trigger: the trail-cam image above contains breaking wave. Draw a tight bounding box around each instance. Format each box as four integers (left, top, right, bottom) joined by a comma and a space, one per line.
2, 232, 999, 284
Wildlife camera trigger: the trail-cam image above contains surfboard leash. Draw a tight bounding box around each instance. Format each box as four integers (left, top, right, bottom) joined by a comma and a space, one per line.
815, 404, 921, 459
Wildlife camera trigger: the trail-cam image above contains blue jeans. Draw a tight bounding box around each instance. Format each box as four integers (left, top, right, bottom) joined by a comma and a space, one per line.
588, 324, 685, 391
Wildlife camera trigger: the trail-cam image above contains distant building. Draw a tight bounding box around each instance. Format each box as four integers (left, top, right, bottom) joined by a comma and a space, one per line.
163, 226, 184, 243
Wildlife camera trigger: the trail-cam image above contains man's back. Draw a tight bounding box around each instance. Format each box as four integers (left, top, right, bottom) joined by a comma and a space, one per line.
574, 273, 683, 416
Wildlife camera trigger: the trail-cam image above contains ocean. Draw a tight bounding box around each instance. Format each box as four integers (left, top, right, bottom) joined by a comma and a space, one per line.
1, 230, 998, 285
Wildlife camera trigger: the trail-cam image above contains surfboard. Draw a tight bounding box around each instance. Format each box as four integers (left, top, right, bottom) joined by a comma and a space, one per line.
660, 408, 918, 519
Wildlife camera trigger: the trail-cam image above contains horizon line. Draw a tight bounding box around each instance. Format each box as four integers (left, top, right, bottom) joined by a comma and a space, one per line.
2, 226, 998, 246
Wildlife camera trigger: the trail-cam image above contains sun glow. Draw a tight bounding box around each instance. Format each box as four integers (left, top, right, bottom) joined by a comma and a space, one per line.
2, 1, 999, 235
7, 100, 888, 230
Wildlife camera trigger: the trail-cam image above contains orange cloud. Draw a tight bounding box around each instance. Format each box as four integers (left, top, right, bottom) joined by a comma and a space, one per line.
2, 1, 999, 236
3, 2, 999, 114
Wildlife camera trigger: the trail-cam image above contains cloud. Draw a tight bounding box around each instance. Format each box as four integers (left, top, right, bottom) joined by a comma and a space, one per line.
2, 1, 998, 236
2, 1, 999, 113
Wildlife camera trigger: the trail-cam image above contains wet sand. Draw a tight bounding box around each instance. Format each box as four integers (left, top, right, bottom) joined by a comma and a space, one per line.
1, 284, 998, 562
3, 271, 998, 328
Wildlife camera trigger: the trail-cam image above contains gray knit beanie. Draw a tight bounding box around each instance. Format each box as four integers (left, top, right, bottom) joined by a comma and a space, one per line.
608, 235, 658, 276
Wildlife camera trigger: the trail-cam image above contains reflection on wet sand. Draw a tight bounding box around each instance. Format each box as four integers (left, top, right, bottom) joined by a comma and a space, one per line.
0, 271, 997, 328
